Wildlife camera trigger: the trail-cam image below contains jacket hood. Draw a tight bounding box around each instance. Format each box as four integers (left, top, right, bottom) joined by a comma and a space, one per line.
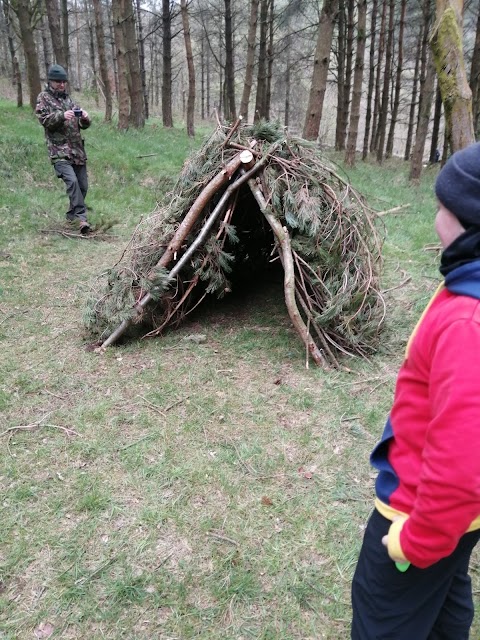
444, 261, 480, 300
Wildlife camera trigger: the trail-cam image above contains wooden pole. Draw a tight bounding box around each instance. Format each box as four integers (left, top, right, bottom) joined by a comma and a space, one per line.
246, 175, 327, 368
99, 145, 269, 350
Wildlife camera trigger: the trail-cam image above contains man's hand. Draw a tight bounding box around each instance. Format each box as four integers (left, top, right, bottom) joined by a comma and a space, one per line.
64, 110, 75, 120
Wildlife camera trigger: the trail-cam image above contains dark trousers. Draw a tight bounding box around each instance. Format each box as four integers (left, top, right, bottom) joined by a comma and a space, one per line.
54, 160, 88, 222
351, 509, 480, 639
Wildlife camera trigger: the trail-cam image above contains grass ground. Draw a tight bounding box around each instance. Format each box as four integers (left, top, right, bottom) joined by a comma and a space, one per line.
1, 97, 479, 639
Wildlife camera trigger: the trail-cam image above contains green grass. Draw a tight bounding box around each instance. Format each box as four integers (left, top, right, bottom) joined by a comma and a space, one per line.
1, 96, 479, 639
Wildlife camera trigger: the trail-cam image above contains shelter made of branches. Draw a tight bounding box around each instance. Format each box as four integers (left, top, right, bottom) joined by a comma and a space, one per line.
85, 120, 385, 367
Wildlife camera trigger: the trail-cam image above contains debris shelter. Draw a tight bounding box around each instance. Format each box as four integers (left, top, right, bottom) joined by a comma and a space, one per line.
84, 120, 385, 367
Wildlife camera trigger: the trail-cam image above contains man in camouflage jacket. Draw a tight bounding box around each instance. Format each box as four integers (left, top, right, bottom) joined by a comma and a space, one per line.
36, 64, 92, 234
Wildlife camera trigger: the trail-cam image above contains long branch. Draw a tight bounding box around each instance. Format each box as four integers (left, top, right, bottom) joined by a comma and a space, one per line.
146, 141, 258, 280
247, 175, 326, 368
100, 151, 266, 349
142, 192, 239, 338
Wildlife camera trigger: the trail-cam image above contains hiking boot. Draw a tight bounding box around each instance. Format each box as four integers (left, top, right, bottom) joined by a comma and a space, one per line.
80, 222, 92, 235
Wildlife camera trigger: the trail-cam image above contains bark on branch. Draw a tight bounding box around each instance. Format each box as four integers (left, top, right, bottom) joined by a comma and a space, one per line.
247, 175, 327, 368
100, 144, 263, 349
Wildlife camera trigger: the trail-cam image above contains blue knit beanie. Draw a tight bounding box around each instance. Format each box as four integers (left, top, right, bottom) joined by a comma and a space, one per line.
435, 142, 480, 229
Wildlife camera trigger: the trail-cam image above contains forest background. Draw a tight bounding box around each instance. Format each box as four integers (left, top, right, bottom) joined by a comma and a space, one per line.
2, 0, 480, 171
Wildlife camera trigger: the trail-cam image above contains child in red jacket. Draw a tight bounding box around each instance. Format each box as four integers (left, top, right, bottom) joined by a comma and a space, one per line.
351, 143, 480, 640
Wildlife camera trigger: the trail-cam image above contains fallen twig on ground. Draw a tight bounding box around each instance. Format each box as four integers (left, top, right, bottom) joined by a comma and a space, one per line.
40, 228, 116, 241
207, 530, 239, 546
376, 204, 411, 216
1, 417, 81, 438
382, 275, 412, 294
423, 243, 442, 252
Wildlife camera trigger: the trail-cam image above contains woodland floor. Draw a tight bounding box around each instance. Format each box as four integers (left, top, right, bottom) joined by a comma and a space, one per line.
1, 99, 479, 639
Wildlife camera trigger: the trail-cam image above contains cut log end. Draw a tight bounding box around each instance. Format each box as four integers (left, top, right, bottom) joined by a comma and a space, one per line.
240, 150, 255, 169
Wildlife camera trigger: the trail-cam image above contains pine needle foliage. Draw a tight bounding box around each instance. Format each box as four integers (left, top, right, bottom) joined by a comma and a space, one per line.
84, 121, 385, 365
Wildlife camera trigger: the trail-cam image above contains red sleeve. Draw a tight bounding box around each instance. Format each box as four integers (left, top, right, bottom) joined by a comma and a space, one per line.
400, 318, 480, 568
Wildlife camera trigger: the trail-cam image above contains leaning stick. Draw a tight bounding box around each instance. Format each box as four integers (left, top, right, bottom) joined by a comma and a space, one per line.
100, 145, 264, 349
247, 175, 326, 368
142, 192, 239, 338
146, 140, 258, 281
221, 115, 243, 148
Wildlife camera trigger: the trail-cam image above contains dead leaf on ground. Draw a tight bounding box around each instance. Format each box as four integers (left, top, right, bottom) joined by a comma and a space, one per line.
34, 621, 54, 638
298, 466, 314, 479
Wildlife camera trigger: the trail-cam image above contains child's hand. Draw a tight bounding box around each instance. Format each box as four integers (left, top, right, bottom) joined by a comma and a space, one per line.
381, 516, 408, 563
381, 533, 406, 563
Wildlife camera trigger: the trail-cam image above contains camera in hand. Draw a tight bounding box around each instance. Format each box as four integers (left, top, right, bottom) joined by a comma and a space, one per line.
73, 108, 82, 118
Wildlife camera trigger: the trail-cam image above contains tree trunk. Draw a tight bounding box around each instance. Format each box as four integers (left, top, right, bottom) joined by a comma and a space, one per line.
430, 0, 475, 151
362, 0, 378, 159
92, 0, 113, 121
337, 0, 355, 151
239, 0, 259, 120
2, 0, 23, 106
335, 0, 345, 149
265, 0, 274, 120
0, 5, 8, 74
162, 0, 173, 127
206, 33, 210, 116
112, 0, 130, 129
135, 0, 149, 120
254, 0, 268, 121
375, 0, 395, 163
180, 0, 195, 136
409, 51, 436, 181
106, 0, 118, 99
415, 0, 433, 132
345, 0, 367, 167
218, 29, 223, 117
61, 0, 69, 72
303, 0, 339, 140
429, 83, 442, 162
435, 0, 462, 21
404, 23, 422, 160
121, 0, 144, 128
371, 0, 387, 153
45, 0, 67, 69
386, 0, 406, 158
224, 0, 236, 121
74, 0, 81, 89
84, 0, 98, 103
470, 5, 480, 136
200, 34, 205, 119
152, 37, 160, 107
16, 0, 41, 109
284, 31, 291, 128
40, 14, 51, 76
